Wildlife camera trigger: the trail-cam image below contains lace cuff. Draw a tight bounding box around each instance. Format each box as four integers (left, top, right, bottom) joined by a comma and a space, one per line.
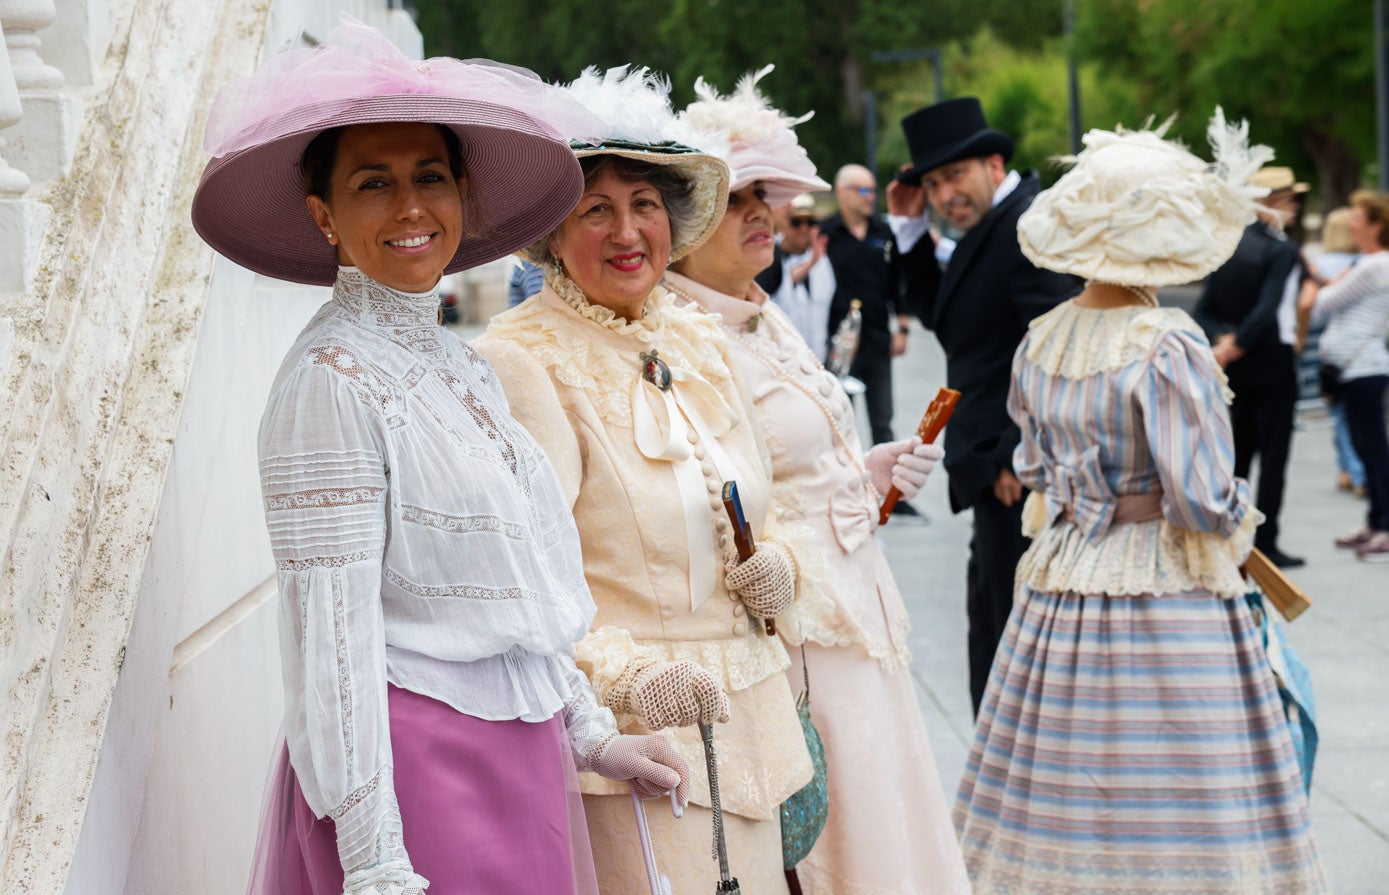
574, 626, 664, 710
557, 652, 619, 769
329, 765, 417, 886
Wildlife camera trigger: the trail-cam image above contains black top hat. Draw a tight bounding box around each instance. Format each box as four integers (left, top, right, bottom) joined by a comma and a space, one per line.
896, 97, 1014, 185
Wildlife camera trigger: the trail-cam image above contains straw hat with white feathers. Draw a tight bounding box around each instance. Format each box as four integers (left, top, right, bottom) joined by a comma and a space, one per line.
557, 65, 731, 260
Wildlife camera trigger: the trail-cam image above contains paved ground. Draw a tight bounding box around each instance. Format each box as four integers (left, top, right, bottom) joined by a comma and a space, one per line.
877, 319, 1389, 895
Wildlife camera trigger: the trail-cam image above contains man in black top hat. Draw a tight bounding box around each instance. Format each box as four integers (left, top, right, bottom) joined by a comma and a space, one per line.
891, 97, 1079, 714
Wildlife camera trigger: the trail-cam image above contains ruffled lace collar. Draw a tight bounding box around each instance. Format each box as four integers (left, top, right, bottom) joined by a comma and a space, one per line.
547, 269, 663, 345
333, 266, 438, 330
1024, 300, 1195, 380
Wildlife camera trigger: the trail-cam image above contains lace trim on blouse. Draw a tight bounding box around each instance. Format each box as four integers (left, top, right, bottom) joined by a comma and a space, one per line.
1025, 301, 1234, 402
485, 275, 737, 427
1017, 490, 1261, 600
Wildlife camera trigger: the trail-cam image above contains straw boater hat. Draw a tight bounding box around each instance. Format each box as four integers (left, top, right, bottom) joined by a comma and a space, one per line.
679, 65, 830, 208
1016, 108, 1274, 288
556, 66, 730, 260
191, 17, 599, 285
1251, 166, 1309, 195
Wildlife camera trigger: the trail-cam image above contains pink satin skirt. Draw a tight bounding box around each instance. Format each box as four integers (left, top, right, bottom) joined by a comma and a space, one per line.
246, 684, 598, 895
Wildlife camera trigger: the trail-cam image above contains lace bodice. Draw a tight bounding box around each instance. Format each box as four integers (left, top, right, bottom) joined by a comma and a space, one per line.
258, 268, 617, 890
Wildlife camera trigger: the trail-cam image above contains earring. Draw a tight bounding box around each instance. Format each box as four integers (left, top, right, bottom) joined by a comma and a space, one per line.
327, 231, 335, 243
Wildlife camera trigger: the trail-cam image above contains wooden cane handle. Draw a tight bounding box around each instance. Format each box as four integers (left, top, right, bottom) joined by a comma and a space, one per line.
878, 388, 960, 525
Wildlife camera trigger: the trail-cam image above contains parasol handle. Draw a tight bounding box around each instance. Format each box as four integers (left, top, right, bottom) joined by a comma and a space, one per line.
878, 388, 960, 526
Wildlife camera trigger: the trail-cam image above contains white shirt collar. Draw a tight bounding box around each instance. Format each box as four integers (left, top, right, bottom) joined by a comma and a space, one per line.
993, 169, 1022, 208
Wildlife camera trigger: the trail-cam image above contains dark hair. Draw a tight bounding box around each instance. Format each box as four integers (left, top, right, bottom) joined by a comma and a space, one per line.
524, 154, 699, 266
300, 123, 465, 200
1351, 189, 1389, 249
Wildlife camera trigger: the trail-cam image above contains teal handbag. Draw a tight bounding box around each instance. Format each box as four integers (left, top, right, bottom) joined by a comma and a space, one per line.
780, 645, 829, 869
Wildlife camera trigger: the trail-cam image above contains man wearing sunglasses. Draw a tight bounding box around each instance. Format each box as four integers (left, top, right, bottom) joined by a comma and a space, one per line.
821, 165, 917, 488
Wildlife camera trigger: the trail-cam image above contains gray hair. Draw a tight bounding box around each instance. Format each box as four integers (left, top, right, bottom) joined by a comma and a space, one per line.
525, 155, 699, 266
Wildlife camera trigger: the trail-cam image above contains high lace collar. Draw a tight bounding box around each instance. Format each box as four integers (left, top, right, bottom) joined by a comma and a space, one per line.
546, 268, 664, 344
332, 266, 439, 330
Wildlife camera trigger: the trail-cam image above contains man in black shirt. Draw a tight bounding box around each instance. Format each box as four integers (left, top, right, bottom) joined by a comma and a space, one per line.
822, 163, 913, 448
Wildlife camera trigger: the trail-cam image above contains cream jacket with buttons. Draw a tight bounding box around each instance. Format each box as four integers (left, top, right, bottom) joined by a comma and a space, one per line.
474, 274, 812, 821
666, 272, 913, 667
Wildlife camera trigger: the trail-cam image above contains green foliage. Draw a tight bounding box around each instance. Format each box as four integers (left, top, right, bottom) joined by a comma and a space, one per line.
1074, 0, 1375, 206
411, 0, 1070, 180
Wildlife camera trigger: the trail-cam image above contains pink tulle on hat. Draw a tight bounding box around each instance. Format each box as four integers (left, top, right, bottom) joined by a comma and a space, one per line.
192, 16, 605, 286
681, 65, 829, 208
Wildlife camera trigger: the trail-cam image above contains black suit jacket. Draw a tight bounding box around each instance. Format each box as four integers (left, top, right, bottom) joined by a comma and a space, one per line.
821, 213, 901, 355
900, 172, 1080, 512
1193, 222, 1300, 364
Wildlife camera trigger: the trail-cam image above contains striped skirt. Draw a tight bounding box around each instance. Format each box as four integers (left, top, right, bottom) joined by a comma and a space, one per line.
954, 587, 1328, 895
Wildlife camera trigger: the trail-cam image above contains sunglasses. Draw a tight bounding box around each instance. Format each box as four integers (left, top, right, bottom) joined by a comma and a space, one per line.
852, 186, 877, 196
788, 217, 817, 228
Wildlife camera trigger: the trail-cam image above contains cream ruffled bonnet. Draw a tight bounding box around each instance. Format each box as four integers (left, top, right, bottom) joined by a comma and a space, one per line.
1018, 109, 1274, 288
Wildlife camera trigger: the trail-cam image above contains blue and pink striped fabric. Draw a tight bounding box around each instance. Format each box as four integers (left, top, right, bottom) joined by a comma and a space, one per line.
954, 303, 1327, 893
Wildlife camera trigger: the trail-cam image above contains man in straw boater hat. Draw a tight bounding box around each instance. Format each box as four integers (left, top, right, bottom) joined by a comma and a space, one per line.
1194, 165, 1310, 569
887, 96, 1079, 714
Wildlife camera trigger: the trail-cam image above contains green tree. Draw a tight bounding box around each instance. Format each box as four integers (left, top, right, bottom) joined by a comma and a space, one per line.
409, 0, 1071, 181
1074, 0, 1375, 210
873, 29, 1139, 187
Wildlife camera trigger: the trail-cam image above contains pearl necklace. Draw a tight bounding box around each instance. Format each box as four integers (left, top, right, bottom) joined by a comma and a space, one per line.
1087, 280, 1159, 308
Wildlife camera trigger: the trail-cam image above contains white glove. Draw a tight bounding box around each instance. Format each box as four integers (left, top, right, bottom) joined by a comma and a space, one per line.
867, 436, 944, 500
609, 658, 731, 730
724, 538, 796, 619
590, 733, 691, 803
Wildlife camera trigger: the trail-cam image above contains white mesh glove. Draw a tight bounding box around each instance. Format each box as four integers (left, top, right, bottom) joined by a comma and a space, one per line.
609, 657, 730, 730
867, 436, 944, 500
724, 538, 796, 619
590, 733, 691, 803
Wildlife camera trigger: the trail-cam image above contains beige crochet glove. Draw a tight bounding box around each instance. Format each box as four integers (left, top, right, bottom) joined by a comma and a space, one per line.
589, 733, 691, 802
608, 658, 730, 730
724, 538, 796, 619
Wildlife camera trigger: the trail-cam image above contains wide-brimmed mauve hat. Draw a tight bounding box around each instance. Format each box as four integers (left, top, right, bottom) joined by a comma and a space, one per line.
679, 65, 830, 209
1017, 109, 1273, 288
896, 97, 1014, 186
556, 66, 730, 260
191, 17, 601, 286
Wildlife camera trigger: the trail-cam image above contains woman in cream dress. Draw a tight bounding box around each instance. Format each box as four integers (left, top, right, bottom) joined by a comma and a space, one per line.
666, 69, 973, 895
475, 67, 811, 894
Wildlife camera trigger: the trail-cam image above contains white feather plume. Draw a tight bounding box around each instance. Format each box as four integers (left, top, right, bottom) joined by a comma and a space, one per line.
562, 65, 691, 147
684, 64, 813, 147
1206, 105, 1275, 199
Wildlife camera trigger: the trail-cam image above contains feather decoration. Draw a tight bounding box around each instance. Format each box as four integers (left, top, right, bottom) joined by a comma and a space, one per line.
685, 64, 813, 147
563, 65, 680, 145
1206, 105, 1275, 199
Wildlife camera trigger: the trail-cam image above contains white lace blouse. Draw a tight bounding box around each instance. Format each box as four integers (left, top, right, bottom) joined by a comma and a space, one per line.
258, 268, 616, 888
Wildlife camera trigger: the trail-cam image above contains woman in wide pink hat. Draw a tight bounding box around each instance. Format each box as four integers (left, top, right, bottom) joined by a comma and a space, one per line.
192, 19, 689, 895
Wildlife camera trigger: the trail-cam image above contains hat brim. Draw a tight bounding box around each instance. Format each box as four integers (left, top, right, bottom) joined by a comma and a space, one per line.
730, 168, 831, 210
573, 144, 730, 260
191, 94, 583, 286
895, 130, 1015, 186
